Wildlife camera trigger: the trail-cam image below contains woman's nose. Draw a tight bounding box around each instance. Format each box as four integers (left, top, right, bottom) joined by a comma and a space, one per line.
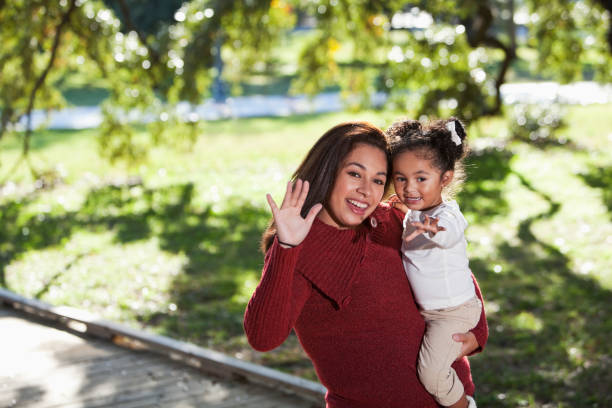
357, 180, 371, 196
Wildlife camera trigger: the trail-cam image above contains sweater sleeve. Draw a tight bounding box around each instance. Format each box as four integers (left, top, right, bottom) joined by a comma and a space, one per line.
243, 237, 312, 352
370, 202, 405, 250
469, 274, 489, 353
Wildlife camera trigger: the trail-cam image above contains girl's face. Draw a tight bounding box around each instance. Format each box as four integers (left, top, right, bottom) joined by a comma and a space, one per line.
392, 149, 453, 212
318, 143, 388, 229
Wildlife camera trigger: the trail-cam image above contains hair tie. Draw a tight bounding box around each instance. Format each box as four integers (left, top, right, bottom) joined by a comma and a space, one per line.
446, 121, 462, 146
277, 238, 296, 248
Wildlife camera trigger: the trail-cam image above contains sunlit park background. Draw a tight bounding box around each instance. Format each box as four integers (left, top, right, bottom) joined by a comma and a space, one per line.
1, 0, 612, 406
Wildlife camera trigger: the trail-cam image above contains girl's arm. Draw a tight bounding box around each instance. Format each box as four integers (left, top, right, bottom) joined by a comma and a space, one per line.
244, 239, 311, 351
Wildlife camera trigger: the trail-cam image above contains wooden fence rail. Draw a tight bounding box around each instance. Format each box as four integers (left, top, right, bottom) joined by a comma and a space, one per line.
0, 287, 326, 406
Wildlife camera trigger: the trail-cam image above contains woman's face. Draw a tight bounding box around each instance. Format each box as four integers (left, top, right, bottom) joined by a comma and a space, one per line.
318, 143, 388, 229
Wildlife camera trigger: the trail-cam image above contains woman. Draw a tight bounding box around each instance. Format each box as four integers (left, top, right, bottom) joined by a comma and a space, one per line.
244, 121, 487, 408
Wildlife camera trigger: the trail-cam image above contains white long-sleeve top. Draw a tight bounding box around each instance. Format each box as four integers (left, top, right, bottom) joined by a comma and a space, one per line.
401, 200, 476, 310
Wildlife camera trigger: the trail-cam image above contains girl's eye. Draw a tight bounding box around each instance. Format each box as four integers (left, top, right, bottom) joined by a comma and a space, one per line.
417, 177, 426, 182
395, 176, 406, 182
374, 178, 385, 185
348, 171, 360, 178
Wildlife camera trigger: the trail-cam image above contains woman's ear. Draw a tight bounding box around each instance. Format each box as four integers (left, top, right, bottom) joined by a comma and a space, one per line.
441, 170, 454, 187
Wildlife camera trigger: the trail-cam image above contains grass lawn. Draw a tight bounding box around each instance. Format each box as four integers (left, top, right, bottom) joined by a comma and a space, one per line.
1, 105, 611, 407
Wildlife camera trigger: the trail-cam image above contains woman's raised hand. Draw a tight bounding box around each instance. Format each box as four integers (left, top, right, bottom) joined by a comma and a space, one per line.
266, 179, 323, 248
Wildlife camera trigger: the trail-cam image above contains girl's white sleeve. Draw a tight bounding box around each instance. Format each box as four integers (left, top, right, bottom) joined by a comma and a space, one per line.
424, 205, 467, 249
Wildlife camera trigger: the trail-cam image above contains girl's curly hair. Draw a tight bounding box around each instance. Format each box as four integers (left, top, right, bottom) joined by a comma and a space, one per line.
386, 117, 469, 198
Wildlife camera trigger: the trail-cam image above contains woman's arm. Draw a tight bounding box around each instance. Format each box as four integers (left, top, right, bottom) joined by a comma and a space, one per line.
454, 274, 489, 358
468, 274, 489, 352
244, 239, 311, 351
244, 179, 322, 351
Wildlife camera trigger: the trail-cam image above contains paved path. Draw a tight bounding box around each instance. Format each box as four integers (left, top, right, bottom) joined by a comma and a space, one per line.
0, 306, 319, 408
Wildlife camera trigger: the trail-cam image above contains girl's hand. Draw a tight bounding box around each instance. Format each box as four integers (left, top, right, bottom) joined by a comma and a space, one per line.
452, 332, 479, 360
266, 179, 322, 248
404, 215, 446, 243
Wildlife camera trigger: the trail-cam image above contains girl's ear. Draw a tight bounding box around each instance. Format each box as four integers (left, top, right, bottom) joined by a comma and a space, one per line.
441, 170, 454, 187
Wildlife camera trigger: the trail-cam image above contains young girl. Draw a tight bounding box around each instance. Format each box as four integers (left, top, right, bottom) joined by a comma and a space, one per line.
386, 118, 482, 408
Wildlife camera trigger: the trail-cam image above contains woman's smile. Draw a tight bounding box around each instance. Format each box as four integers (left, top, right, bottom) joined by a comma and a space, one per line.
347, 198, 369, 212
318, 143, 388, 229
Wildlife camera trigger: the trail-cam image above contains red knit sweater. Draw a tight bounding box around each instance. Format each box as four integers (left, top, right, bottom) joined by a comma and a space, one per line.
244, 203, 488, 408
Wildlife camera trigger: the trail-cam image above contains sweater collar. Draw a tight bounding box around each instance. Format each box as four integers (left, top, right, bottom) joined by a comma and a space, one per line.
297, 217, 368, 308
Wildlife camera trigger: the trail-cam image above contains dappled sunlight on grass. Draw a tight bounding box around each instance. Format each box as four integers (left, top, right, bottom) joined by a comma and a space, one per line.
4, 222, 188, 324
510, 311, 543, 332
459, 147, 513, 222
579, 164, 612, 217
466, 159, 612, 405
2, 107, 612, 407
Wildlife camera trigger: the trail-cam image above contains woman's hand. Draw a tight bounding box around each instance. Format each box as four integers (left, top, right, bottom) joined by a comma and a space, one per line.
266, 179, 322, 248
452, 331, 479, 360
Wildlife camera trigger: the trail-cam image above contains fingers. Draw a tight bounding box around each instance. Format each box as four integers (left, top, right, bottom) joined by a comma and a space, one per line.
305, 203, 323, 224
452, 332, 478, 360
279, 180, 292, 209
404, 229, 423, 243
296, 180, 309, 209
452, 332, 468, 360
411, 216, 445, 234
280, 179, 308, 209
387, 194, 400, 203
423, 215, 436, 229
392, 200, 409, 214
426, 216, 445, 231
266, 193, 279, 218
410, 221, 425, 229
289, 179, 303, 207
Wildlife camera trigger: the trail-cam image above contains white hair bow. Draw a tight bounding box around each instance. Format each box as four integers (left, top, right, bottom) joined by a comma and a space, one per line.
446, 121, 461, 146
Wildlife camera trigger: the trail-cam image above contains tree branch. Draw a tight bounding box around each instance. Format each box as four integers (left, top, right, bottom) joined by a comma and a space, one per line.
114, 0, 161, 66
463, 3, 516, 115
22, 0, 77, 161
482, 35, 516, 114
596, 0, 612, 51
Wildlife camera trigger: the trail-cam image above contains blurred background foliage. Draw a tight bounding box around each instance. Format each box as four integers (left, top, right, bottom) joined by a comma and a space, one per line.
1, 1, 612, 407
1, 0, 611, 168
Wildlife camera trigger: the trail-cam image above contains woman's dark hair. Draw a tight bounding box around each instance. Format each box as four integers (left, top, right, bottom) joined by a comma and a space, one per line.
261, 121, 391, 252
386, 117, 469, 197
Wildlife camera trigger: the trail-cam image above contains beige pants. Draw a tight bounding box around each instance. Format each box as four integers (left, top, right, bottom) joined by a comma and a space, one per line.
418, 296, 482, 406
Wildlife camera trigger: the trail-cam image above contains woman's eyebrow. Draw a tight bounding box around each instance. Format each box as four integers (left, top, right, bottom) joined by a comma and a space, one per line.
346, 162, 387, 177
346, 161, 365, 169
